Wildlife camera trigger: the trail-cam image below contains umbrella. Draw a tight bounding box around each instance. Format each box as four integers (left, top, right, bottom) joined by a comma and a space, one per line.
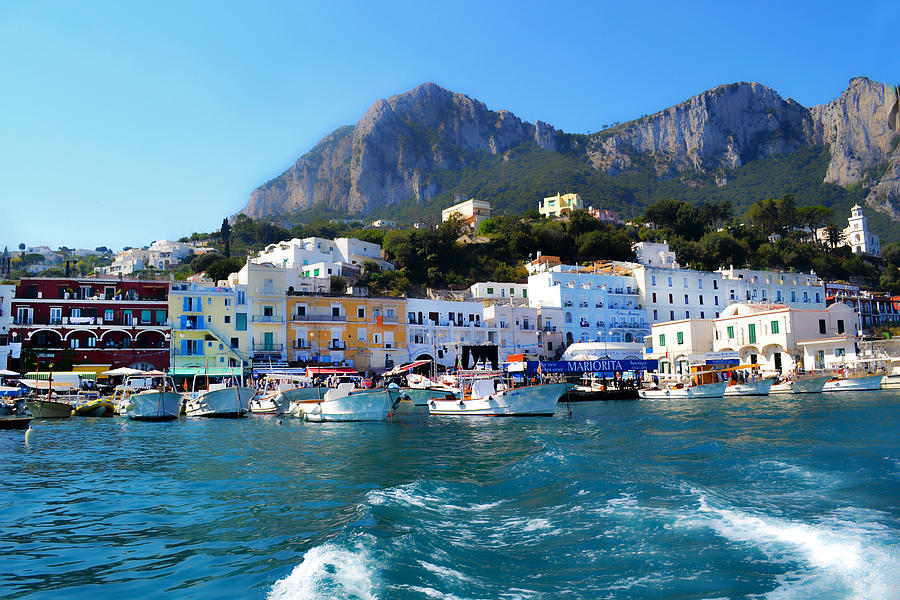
101, 367, 144, 376
142, 370, 166, 377
0, 369, 19, 377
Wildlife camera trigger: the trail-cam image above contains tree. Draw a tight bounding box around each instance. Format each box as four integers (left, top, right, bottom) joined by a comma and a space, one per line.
220, 218, 232, 258
206, 257, 244, 283
329, 275, 347, 294
796, 205, 833, 242
822, 223, 844, 249
17, 243, 25, 251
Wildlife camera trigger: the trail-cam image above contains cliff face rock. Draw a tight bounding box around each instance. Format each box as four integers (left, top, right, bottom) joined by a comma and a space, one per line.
585, 82, 816, 178
242, 83, 559, 218
243, 78, 900, 221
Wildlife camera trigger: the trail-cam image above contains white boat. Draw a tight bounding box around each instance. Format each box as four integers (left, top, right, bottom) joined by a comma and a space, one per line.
184, 376, 256, 418
121, 374, 183, 421
769, 375, 830, 394
249, 374, 326, 415
638, 381, 728, 399
822, 374, 884, 392
428, 372, 569, 416
723, 379, 774, 396
302, 383, 401, 422
399, 373, 460, 407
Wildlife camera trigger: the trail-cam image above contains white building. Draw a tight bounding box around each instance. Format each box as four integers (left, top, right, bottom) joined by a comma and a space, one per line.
718, 267, 826, 308
441, 199, 492, 230
468, 281, 529, 302
536, 306, 565, 360
253, 236, 393, 278
645, 302, 860, 376
0, 284, 14, 370
371, 220, 397, 228
100, 240, 198, 276
25, 246, 63, 264
527, 264, 649, 350
631, 264, 726, 324
334, 238, 393, 271
482, 303, 540, 361
405, 298, 495, 369
633, 241, 678, 268
817, 204, 881, 256
234, 262, 288, 363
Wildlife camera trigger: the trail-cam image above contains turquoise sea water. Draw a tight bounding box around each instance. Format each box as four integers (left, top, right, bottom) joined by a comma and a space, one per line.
2, 391, 899, 599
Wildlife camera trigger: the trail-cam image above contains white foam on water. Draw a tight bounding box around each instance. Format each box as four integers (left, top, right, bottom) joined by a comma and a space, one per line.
679, 491, 900, 599
417, 560, 478, 584
390, 584, 468, 600
268, 537, 377, 600
520, 518, 552, 532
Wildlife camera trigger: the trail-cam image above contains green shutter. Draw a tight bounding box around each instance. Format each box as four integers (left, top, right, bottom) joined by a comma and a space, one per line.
771, 320, 779, 334
235, 313, 247, 331
677, 331, 683, 344
748, 323, 756, 344
727, 326, 734, 339
659, 334, 665, 346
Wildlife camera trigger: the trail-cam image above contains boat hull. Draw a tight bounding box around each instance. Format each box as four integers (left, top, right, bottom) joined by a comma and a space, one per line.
250, 387, 326, 415
304, 388, 400, 422
822, 375, 884, 392
880, 374, 900, 389
184, 387, 256, 418
428, 382, 569, 416
73, 399, 115, 417
399, 387, 458, 406
638, 381, 728, 399
769, 375, 830, 394
723, 379, 774, 397
0, 416, 31, 430
27, 400, 73, 418
125, 391, 183, 421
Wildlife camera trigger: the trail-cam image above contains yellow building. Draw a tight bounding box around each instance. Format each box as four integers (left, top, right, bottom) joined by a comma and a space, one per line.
287, 295, 407, 371
540, 192, 583, 218
168, 282, 250, 371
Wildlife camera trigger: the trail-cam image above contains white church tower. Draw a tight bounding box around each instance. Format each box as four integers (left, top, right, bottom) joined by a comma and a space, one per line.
844, 204, 880, 256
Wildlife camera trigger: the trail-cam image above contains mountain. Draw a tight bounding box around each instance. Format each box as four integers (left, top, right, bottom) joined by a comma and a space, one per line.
242, 78, 900, 235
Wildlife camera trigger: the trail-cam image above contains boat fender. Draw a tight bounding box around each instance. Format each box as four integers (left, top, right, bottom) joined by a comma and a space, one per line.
665, 390, 670, 396
458, 400, 465, 408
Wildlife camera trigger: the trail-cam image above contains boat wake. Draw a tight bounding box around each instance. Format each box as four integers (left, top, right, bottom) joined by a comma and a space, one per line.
267, 535, 378, 600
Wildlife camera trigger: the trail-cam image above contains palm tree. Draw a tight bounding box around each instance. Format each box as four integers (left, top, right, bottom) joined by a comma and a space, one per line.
823, 223, 844, 249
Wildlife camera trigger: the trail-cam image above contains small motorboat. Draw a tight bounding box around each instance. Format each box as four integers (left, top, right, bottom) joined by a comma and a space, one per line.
121, 374, 183, 421
302, 383, 401, 422
638, 381, 728, 399
73, 394, 116, 417
250, 374, 326, 415
184, 373, 255, 418
769, 375, 830, 394
428, 371, 569, 416
723, 378, 774, 396
822, 374, 884, 392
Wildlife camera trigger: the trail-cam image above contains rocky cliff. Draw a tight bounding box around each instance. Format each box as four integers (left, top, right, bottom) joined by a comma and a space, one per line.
243, 78, 900, 221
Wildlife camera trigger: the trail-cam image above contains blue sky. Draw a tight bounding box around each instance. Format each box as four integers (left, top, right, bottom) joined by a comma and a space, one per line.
1, 0, 895, 252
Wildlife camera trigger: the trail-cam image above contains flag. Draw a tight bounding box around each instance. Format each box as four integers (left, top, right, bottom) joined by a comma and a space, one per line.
537, 361, 543, 377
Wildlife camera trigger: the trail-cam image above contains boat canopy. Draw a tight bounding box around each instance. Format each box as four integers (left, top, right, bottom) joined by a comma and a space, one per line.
306, 366, 358, 376
20, 380, 76, 390
383, 360, 431, 376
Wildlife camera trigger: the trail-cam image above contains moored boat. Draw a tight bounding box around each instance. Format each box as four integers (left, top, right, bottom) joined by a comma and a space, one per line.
250, 374, 326, 415
302, 383, 401, 422
0, 415, 31, 430
184, 373, 255, 418
638, 381, 728, 399
822, 374, 884, 392
121, 374, 182, 421
769, 375, 830, 394
73, 395, 115, 417
428, 371, 568, 416
723, 379, 774, 397
26, 399, 73, 418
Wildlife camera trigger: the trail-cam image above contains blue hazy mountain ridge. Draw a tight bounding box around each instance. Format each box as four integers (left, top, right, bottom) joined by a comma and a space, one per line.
242, 78, 900, 239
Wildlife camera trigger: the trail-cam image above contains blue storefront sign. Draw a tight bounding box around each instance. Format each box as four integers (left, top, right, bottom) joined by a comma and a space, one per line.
525, 359, 659, 374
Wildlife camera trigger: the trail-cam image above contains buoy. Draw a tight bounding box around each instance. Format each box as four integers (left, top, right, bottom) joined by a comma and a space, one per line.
25, 427, 33, 447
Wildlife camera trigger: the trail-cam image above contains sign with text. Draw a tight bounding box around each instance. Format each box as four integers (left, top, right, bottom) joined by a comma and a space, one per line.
526, 359, 659, 374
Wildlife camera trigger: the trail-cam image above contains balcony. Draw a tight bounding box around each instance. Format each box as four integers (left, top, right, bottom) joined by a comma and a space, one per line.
374, 315, 398, 323
292, 313, 347, 322
252, 314, 285, 323
328, 341, 347, 350
251, 342, 284, 351
293, 341, 311, 349
255, 287, 282, 296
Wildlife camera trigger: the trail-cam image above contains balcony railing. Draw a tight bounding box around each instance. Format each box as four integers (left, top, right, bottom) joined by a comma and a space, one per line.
374, 315, 398, 323
251, 342, 284, 351
252, 315, 285, 323
293, 342, 311, 349
292, 314, 346, 322
328, 342, 347, 350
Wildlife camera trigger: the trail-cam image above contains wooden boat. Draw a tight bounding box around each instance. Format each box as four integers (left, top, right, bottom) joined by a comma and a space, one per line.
26, 399, 73, 418
0, 416, 32, 430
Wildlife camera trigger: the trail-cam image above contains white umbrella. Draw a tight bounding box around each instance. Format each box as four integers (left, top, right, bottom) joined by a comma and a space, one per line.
101, 367, 144, 376
0, 369, 19, 377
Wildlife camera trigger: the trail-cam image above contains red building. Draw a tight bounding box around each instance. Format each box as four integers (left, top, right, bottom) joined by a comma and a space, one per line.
10, 278, 170, 372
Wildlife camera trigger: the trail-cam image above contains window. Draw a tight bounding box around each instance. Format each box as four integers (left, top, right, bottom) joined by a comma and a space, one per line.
727, 326, 734, 339
651, 275, 656, 286
699, 295, 704, 305
224, 315, 231, 324
713, 280, 718, 289
50, 307, 62, 325
803, 292, 809, 302
87, 337, 96, 348
653, 309, 658, 320
683, 277, 688, 288
104, 309, 113, 322
668, 294, 673, 303
230, 337, 239, 349
700, 311, 705, 319
487, 287, 494, 295
677, 331, 683, 344
669, 311, 674, 320
698, 279, 703, 289
225, 298, 231, 306
819, 319, 826, 335
263, 306, 274, 317
208, 297, 212, 305
547, 342, 553, 351
140, 310, 151, 324
835, 348, 846, 357
358, 307, 366, 318
659, 334, 666, 346
791, 291, 797, 302
771, 320, 779, 334
652, 293, 657, 302
748, 323, 756, 344
235, 313, 247, 331
815, 293, 821, 303
684, 294, 689, 305
667, 276, 673, 287
837, 319, 844, 334
332, 306, 340, 317
715, 296, 719, 306
237, 291, 246, 305
685, 311, 689, 319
